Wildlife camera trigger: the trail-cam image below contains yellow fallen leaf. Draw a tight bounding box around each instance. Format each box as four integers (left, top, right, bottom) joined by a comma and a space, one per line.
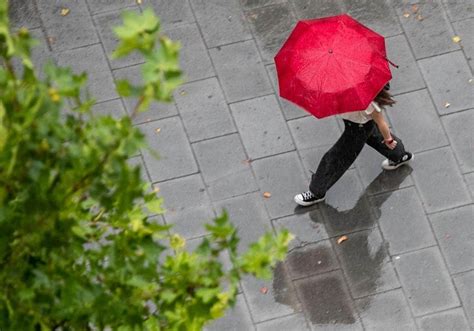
179, 90, 187, 96
452, 36, 462, 43
403, 12, 410, 18
136, 0, 142, 3
60, 8, 70, 16
155, 128, 161, 133
153, 187, 160, 193
444, 102, 451, 108
337, 235, 348, 244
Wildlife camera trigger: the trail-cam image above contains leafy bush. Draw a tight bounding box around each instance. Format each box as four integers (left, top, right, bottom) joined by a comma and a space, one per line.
0, 3, 291, 330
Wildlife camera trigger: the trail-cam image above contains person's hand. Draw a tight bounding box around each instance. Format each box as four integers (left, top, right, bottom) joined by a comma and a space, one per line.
384, 137, 397, 150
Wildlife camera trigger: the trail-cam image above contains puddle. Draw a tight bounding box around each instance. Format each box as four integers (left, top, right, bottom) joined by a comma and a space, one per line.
273, 168, 412, 326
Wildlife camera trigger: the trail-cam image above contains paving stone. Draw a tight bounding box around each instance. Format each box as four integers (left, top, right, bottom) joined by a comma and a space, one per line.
113, 65, 178, 124
285, 240, 339, 280
209, 40, 273, 103
56, 44, 118, 103
241, 0, 286, 10
164, 23, 214, 83
288, 116, 341, 150
410, 147, 471, 213
429, 205, 474, 274
241, 262, 301, 323
266, 64, 308, 120
442, 110, 474, 173
294, 270, 359, 326
128, 155, 151, 183
256, 313, 310, 331
333, 228, 400, 298
443, 0, 474, 22
465, 172, 474, 199
245, 3, 297, 63
387, 89, 449, 153
193, 134, 258, 201
354, 146, 413, 196
91, 99, 127, 119
230, 95, 294, 159
344, 0, 402, 38
290, 0, 346, 20
94, 8, 143, 70
174, 78, 236, 142
394, 246, 460, 316
8, 0, 41, 29
190, 0, 252, 48
453, 18, 474, 70
204, 294, 255, 331
139, 117, 198, 182
319, 169, 377, 237
385, 34, 425, 95
356, 289, 416, 331
273, 211, 329, 250
156, 174, 214, 239
453, 271, 474, 326
143, 0, 195, 27
252, 152, 307, 219
418, 51, 474, 114
417, 308, 470, 331
86, 0, 136, 14
37, 0, 99, 52
372, 187, 436, 256
396, 0, 460, 59
215, 193, 271, 253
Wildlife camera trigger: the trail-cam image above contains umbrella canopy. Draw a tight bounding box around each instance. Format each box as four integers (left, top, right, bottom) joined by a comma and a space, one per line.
274, 14, 394, 118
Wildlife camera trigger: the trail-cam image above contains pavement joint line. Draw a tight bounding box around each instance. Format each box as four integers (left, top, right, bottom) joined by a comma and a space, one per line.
151, 171, 201, 186
351, 286, 404, 302
414, 304, 465, 320
451, 268, 474, 278
391, 86, 428, 98
188, 131, 239, 145
132, 114, 180, 127
424, 201, 474, 217
227, 92, 277, 106
438, 107, 474, 117
388, 244, 439, 258
31, 0, 53, 53
252, 312, 307, 327
54, 41, 103, 55
90, 4, 139, 17
205, 37, 255, 51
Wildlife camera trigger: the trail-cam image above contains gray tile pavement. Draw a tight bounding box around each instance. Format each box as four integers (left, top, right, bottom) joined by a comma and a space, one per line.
11, 0, 474, 329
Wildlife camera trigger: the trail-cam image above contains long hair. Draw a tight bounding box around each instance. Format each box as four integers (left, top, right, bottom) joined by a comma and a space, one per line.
374, 84, 396, 108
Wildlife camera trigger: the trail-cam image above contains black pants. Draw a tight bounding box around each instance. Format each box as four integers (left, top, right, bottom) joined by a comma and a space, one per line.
309, 119, 407, 197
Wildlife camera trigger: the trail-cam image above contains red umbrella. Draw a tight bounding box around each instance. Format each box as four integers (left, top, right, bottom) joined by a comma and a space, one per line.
274, 14, 396, 119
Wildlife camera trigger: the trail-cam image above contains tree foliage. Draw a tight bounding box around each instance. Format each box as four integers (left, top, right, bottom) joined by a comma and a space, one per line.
0, 3, 291, 330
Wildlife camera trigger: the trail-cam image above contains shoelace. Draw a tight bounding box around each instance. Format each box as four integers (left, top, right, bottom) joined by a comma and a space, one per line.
302, 191, 314, 200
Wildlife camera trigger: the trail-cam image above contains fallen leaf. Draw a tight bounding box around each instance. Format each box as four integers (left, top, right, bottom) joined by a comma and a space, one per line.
179, 90, 187, 96
47, 37, 56, 44
411, 4, 419, 13
136, 0, 142, 3
337, 235, 348, 244
452, 35, 462, 43
260, 287, 268, 294
155, 128, 161, 133
416, 14, 424, 21
60, 8, 70, 16
469, 78, 473, 84
444, 102, 451, 108
153, 187, 160, 193
394, 256, 400, 260
403, 12, 410, 18
263, 192, 271, 198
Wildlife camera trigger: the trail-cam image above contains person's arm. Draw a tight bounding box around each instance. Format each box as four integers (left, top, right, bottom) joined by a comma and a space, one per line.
371, 110, 398, 150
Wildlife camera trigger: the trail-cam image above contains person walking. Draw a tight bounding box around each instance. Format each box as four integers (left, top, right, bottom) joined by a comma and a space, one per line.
294, 84, 414, 207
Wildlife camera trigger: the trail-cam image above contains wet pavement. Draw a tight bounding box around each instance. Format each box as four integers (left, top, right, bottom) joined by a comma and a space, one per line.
9, 0, 474, 330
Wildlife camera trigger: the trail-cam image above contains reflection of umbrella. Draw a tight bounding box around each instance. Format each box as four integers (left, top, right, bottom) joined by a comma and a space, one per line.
274, 14, 396, 119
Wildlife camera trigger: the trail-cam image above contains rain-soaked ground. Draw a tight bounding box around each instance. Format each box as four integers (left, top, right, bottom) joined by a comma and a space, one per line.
9, 0, 474, 330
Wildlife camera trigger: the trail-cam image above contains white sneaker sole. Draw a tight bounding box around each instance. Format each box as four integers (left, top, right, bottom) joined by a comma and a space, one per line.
294, 195, 326, 206
382, 154, 414, 171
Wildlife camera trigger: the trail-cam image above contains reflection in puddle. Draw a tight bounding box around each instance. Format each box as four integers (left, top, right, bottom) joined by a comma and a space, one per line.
273, 168, 412, 326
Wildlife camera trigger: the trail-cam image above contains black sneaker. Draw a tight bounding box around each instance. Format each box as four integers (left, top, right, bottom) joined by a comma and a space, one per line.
294, 191, 326, 206
382, 152, 414, 170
